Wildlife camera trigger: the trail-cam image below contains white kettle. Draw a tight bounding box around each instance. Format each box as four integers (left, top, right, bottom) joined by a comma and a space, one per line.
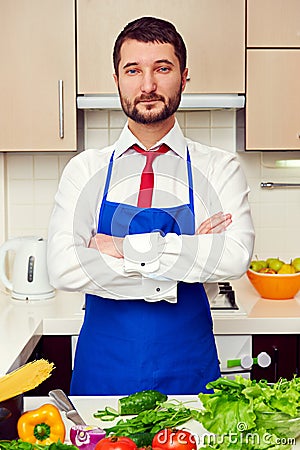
0, 236, 55, 301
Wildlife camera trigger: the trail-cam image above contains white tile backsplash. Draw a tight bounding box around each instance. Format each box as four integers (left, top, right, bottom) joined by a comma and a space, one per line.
186, 111, 210, 128
185, 128, 211, 145
211, 127, 236, 152
1, 109, 300, 264
9, 179, 34, 204
211, 109, 235, 127
7, 154, 34, 179
34, 155, 59, 179
109, 110, 127, 128
86, 128, 109, 149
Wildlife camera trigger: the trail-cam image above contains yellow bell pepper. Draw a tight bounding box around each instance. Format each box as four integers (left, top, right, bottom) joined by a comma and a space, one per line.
17, 403, 66, 445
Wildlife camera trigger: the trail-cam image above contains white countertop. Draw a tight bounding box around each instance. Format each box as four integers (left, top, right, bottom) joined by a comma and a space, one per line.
0, 275, 300, 376
24, 395, 300, 449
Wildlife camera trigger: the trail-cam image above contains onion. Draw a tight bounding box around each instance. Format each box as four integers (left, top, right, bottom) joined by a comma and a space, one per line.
70, 425, 106, 450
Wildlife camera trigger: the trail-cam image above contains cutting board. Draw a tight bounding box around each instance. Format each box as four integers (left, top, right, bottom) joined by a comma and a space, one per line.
24, 395, 207, 445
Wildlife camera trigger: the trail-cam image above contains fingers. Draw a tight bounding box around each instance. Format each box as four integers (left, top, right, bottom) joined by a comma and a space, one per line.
89, 233, 124, 258
196, 212, 232, 235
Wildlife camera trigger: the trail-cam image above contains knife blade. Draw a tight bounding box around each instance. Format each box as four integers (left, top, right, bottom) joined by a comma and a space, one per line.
49, 388, 86, 426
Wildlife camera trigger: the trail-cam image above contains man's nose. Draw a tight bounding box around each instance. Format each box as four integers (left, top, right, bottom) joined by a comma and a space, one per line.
141, 72, 157, 93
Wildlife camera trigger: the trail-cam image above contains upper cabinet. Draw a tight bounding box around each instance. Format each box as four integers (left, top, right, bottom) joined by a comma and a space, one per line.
246, 0, 300, 151
246, 50, 300, 151
0, 1, 77, 151
77, 0, 245, 95
247, 0, 300, 47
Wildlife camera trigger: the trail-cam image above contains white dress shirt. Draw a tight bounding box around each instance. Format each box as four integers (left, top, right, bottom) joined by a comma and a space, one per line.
47, 120, 255, 303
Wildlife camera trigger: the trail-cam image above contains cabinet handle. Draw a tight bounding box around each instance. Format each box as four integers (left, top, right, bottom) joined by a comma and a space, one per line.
58, 80, 64, 139
261, 182, 300, 189
272, 346, 279, 383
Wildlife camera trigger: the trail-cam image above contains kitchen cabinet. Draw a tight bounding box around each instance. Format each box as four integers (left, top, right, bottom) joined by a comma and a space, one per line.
251, 335, 298, 383
77, 0, 245, 95
246, 0, 300, 151
246, 50, 300, 151
26, 336, 73, 396
247, 0, 300, 47
0, 1, 77, 151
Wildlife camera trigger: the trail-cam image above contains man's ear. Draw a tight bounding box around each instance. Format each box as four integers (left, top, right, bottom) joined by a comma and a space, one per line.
181, 68, 189, 92
113, 73, 118, 87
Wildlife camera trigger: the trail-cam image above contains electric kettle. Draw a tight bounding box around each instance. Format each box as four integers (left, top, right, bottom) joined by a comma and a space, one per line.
0, 236, 55, 301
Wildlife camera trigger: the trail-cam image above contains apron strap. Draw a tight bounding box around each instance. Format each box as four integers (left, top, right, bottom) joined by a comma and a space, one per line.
99, 148, 194, 222
98, 151, 115, 231
186, 149, 194, 214
103, 151, 115, 200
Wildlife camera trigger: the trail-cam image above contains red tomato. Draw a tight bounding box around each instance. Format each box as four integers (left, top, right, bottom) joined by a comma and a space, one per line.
152, 429, 197, 450
95, 436, 138, 450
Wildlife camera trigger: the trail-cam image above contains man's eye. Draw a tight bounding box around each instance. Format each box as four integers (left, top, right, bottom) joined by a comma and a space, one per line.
126, 69, 138, 75
158, 67, 170, 73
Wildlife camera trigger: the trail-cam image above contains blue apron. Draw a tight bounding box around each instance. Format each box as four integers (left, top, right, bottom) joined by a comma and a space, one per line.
70, 149, 220, 396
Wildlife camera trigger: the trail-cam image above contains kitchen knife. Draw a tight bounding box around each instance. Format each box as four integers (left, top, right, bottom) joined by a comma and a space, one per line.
49, 389, 86, 426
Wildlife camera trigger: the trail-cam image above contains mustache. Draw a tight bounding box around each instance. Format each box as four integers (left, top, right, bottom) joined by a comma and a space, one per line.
135, 94, 165, 104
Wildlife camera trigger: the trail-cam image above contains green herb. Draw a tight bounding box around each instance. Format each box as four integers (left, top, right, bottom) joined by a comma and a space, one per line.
0, 440, 78, 450
197, 375, 300, 450
94, 399, 202, 435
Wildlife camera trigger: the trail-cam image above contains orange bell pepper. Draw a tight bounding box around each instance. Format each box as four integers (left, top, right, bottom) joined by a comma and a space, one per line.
17, 403, 66, 445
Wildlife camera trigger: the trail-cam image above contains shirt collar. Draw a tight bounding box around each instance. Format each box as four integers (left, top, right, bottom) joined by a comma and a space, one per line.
114, 119, 187, 159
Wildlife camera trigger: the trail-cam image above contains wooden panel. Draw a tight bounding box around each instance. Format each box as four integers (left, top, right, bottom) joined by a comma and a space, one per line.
77, 0, 245, 94
0, 0, 77, 151
247, 0, 300, 47
246, 50, 300, 150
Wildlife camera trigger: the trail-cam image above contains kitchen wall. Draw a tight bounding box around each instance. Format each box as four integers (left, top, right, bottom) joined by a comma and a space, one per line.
0, 109, 300, 264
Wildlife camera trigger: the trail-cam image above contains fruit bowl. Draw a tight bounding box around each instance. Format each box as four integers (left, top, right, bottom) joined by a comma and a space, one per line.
247, 269, 300, 300
255, 410, 300, 439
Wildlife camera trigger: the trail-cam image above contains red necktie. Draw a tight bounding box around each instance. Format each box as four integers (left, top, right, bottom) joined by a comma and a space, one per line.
133, 144, 169, 208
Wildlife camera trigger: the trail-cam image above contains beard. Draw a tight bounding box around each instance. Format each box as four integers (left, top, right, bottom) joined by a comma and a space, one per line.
118, 85, 182, 124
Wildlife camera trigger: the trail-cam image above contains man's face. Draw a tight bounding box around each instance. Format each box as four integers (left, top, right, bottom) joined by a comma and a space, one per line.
114, 39, 188, 124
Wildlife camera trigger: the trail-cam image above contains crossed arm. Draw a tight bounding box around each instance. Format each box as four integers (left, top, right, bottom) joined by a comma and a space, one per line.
89, 211, 232, 258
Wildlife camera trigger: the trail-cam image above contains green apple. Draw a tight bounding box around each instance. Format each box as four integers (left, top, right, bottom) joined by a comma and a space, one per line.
250, 260, 267, 272
257, 260, 268, 268
267, 258, 284, 272
292, 257, 300, 272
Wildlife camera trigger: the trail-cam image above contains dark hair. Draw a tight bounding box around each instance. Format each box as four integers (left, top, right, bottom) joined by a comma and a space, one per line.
113, 16, 187, 76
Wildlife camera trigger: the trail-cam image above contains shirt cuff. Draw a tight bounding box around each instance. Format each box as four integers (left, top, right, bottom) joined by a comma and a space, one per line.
123, 232, 162, 274
142, 278, 177, 303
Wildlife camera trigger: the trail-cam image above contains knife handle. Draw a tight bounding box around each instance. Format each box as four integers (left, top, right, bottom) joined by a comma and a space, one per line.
48, 389, 76, 412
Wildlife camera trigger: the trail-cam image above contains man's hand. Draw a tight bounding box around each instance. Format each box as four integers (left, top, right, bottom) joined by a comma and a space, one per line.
89, 233, 124, 258
196, 212, 232, 235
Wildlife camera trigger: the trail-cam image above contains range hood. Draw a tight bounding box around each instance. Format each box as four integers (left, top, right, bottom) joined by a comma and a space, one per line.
77, 94, 245, 110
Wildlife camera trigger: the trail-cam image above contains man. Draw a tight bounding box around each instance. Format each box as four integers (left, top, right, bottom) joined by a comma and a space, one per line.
47, 16, 254, 396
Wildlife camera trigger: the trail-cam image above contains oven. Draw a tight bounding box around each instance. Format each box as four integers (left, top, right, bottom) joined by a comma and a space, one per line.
207, 282, 271, 379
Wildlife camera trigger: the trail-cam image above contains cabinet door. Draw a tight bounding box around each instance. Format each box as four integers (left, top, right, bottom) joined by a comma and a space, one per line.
26, 336, 73, 396
247, 0, 300, 47
252, 335, 297, 383
77, 0, 245, 94
0, 1, 77, 151
246, 50, 300, 151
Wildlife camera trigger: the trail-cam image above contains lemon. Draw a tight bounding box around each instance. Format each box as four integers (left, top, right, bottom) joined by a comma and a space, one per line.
277, 263, 296, 274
